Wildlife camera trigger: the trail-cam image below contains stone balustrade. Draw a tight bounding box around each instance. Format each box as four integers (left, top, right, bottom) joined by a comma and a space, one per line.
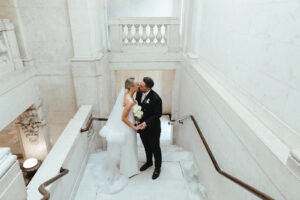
0, 147, 26, 200
122, 23, 167, 45
109, 17, 180, 52
27, 105, 95, 200
287, 150, 300, 178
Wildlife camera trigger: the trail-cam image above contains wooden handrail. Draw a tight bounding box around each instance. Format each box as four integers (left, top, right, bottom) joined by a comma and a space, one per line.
170, 115, 274, 200
81, 114, 173, 133
80, 117, 108, 133
38, 114, 272, 199
37, 117, 107, 199
38, 168, 69, 200
162, 113, 172, 120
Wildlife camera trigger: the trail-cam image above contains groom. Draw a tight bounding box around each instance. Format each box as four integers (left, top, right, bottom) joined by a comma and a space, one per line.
136, 77, 162, 179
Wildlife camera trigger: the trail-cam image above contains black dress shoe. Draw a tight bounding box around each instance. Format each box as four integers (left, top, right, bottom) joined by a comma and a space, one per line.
140, 162, 153, 171
152, 168, 160, 179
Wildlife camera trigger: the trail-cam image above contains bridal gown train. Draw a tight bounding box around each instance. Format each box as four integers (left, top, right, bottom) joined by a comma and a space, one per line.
89, 88, 140, 194
119, 108, 139, 177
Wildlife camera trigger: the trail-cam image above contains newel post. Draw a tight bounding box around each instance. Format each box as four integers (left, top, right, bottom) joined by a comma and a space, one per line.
167, 18, 180, 52
109, 18, 122, 52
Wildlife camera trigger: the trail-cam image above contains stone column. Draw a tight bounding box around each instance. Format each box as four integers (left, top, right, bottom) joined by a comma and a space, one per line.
6, 0, 33, 67
0, 19, 22, 71
68, 0, 112, 118
181, 0, 202, 59
67, 0, 108, 58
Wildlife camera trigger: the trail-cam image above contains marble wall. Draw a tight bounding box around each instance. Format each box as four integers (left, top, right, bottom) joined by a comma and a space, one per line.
0, 0, 182, 148
0, 121, 24, 157
108, 0, 182, 18
0, 0, 77, 145
0, 0, 29, 59
174, 62, 300, 200
184, 0, 300, 135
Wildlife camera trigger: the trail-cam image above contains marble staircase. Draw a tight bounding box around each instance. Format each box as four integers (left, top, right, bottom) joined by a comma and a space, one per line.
75, 144, 206, 200
0, 147, 27, 200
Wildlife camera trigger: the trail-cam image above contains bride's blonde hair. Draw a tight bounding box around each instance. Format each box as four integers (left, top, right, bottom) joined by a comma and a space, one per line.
125, 77, 135, 90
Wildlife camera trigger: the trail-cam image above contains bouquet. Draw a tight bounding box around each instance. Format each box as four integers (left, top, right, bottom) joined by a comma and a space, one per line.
132, 105, 143, 125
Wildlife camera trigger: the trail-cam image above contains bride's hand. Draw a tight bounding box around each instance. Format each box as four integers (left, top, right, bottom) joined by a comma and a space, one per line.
134, 125, 140, 131
134, 124, 143, 130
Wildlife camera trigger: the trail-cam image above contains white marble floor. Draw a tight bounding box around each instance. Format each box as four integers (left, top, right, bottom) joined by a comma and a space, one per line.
95, 162, 188, 200
75, 145, 206, 200
137, 116, 173, 145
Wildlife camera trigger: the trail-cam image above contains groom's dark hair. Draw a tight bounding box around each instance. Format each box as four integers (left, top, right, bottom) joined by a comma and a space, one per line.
143, 77, 154, 89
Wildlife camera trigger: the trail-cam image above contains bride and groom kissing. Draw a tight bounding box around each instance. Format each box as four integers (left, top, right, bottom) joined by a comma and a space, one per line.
95, 77, 162, 194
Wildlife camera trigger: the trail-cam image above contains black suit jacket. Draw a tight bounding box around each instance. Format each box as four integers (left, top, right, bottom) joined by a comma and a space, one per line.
136, 90, 162, 134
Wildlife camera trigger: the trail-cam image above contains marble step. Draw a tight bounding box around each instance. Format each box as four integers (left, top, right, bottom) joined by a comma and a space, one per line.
75, 145, 206, 200
138, 144, 194, 162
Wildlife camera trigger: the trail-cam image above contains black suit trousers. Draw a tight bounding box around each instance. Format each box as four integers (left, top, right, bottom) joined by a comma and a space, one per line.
139, 125, 162, 169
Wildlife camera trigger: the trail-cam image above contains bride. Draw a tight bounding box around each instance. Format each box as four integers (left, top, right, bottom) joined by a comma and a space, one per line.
89, 77, 142, 194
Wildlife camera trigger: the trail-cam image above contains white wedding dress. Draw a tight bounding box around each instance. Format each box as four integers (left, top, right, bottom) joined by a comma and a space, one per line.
89, 87, 139, 194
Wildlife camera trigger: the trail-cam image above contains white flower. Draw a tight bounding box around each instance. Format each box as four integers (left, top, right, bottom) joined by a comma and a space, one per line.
133, 105, 141, 113
135, 111, 143, 119
133, 105, 143, 119
146, 99, 150, 104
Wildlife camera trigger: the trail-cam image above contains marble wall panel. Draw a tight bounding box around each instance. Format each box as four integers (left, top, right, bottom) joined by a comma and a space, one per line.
37, 75, 76, 145
0, 0, 77, 146
108, 0, 182, 18
0, 121, 23, 156
174, 65, 296, 199
185, 0, 300, 133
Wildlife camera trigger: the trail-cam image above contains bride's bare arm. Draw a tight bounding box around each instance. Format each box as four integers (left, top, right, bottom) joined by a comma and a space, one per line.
122, 102, 139, 130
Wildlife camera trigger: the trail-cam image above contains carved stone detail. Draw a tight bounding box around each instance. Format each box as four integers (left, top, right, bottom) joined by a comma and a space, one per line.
16, 105, 47, 142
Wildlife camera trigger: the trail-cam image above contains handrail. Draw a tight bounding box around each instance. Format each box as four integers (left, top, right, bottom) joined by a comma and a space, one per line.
81, 114, 172, 133
170, 115, 274, 200
168, 115, 189, 125
38, 167, 69, 200
80, 117, 108, 133
162, 113, 172, 120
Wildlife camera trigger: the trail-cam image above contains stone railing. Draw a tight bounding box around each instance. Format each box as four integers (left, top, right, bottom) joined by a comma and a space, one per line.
287, 150, 300, 178
0, 148, 26, 200
109, 17, 180, 52
27, 105, 95, 200
0, 19, 23, 76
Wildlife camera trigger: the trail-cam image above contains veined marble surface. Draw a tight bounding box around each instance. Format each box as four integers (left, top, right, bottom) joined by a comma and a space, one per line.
0, 147, 26, 200
75, 144, 206, 200
0, 147, 16, 179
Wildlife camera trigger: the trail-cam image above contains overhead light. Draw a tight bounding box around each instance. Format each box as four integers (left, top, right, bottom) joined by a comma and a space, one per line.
23, 158, 38, 169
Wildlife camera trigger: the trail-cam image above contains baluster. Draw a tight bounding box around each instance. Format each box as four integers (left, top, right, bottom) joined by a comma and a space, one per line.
149, 24, 155, 44
156, 24, 163, 45
134, 24, 140, 44
162, 25, 167, 44
122, 24, 127, 45
141, 24, 147, 44
127, 24, 133, 44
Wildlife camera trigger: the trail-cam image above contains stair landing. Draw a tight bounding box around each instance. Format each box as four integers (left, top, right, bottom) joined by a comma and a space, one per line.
75, 145, 205, 200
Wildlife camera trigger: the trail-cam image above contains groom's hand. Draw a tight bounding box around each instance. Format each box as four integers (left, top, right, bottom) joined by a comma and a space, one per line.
140, 122, 147, 130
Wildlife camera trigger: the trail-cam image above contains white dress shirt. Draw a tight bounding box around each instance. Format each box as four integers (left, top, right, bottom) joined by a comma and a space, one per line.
141, 89, 151, 102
